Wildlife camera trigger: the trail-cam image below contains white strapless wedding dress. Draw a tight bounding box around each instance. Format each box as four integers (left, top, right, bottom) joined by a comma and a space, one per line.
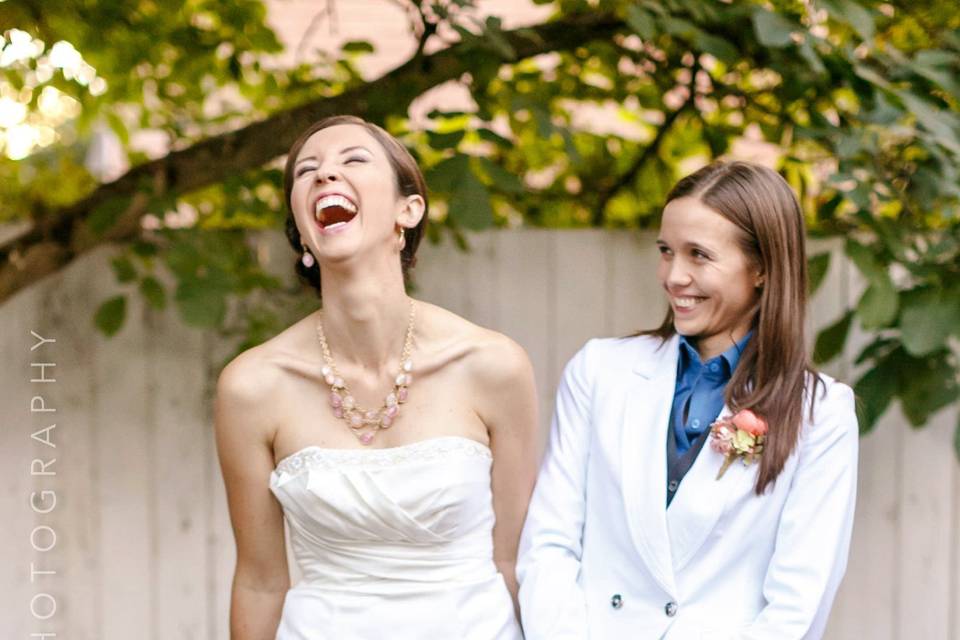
269, 436, 524, 639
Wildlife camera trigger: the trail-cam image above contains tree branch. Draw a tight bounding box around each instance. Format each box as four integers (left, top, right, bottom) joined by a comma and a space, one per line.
591, 90, 695, 226
0, 12, 625, 305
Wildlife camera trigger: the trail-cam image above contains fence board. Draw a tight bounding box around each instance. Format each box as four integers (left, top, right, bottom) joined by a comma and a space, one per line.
1, 277, 46, 637
492, 230, 555, 428
607, 230, 666, 336
150, 300, 209, 639
39, 251, 101, 638
898, 406, 956, 640
89, 248, 154, 637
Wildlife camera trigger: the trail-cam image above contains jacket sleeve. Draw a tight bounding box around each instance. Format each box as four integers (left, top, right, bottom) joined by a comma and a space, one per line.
740, 380, 859, 640
516, 340, 595, 639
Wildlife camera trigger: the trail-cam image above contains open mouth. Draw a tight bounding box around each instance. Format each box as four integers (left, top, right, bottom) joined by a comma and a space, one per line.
314, 194, 358, 232
672, 295, 707, 311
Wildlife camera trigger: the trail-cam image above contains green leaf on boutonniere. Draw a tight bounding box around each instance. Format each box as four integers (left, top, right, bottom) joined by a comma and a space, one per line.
733, 429, 756, 452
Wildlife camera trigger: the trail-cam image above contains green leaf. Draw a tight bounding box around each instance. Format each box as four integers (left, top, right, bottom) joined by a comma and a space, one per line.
661, 17, 696, 38
429, 156, 494, 230
751, 7, 796, 48
857, 279, 899, 329
131, 240, 159, 257
694, 33, 739, 64
626, 5, 657, 40
853, 359, 897, 434
88, 197, 128, 235
140, 276, 166, 310
105, 110, 130, 146
481, 17, 516, 59
819, 0, 875, 41
425, 155, 470, 194
94, 295, 127, 337
342, 40, 374, 54
899, 288, 959, 356
798, 40, 826, 75
897, 91, 960, 155
111, 255, 137, 283
427, 129, 465, 150
808, 252, 831, 294
845, 238, 891, 286
477, 157, 524, 194
175, 279, 227, 328
854, 337, 897, 365
449, 168, 494, 230
477, 128, 513, 149
954, 414, 960, 463
814, 309, 854, 364
899, 351, 958, 426
164, 237, 202, 279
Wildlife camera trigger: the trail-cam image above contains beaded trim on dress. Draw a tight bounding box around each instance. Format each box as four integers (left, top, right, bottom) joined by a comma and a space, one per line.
273, 436, 492, 477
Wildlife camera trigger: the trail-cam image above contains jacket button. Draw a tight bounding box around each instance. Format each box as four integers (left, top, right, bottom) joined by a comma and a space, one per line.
668, 480, 679, 492
610, 594, 623, 609
664, 601, 678, 617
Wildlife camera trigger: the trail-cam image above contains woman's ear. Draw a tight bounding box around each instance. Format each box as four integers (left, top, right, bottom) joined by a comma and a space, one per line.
755, 272, 765, 288
397, 194, 425, 230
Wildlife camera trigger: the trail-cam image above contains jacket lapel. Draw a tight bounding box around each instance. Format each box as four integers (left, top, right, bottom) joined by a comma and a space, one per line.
666, 403, 754, 572
620, 335, 679, 596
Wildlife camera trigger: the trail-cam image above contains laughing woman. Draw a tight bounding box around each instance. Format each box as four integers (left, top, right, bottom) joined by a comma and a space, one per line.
214, 115, 537, 639
517, 161, 858, 640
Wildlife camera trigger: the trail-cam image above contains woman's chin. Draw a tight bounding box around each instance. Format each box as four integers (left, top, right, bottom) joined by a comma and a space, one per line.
672, 318, 703, 337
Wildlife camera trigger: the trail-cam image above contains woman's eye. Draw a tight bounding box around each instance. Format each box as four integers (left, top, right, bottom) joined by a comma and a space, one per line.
657, 246, 671, 256
296, 166, 315, 177
345, 156, 366, 164
692, 249, 709, 259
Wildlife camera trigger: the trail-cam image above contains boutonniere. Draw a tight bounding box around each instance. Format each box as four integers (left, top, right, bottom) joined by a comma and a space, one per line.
709, 409, 768, 480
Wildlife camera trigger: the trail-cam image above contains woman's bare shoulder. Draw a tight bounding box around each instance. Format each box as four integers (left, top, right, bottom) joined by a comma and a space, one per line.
418, 301, 532, 386
215, 312, 317, 417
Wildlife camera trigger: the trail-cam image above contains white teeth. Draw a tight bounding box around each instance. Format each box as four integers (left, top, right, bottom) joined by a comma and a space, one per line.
314, 194, 357, 217
324, 221, 348, 231
673, 296, 702, 308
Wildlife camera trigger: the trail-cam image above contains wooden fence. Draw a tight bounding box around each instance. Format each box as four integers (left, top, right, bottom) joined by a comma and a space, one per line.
2, 229, 957, 638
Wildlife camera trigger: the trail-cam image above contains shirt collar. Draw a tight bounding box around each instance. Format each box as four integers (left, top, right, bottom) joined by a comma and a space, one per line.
677, 331, 753, 377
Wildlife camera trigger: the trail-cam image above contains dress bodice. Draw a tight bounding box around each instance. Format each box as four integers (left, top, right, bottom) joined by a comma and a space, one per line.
268, 436, 522, 639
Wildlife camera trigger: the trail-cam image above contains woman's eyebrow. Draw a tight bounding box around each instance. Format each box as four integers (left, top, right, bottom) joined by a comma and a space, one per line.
295, 146, 371, 165
685, 240, 715, 253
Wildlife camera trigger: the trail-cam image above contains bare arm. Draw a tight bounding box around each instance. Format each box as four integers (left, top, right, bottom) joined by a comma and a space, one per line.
474, 335, 541, 616
214, 355, 290, 640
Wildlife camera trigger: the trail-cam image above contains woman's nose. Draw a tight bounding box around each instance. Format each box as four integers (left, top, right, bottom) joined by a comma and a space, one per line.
315, 168, 340, 183
663, 259, 692, 287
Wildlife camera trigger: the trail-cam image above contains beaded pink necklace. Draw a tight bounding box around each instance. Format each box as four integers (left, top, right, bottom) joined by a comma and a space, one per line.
315, 300, 415, 445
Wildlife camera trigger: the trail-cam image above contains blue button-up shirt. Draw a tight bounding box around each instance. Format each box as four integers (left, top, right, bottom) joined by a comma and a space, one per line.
671, 332, 752, 455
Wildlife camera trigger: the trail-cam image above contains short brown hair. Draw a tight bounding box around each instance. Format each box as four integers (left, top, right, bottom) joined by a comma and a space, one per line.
643, 161, 823, 494
282, 115, 429, 298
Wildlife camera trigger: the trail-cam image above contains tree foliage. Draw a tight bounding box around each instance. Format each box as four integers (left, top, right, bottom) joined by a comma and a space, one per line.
1, 0, 959, 453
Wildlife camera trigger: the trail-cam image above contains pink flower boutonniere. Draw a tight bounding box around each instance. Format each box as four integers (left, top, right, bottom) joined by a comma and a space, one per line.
709, 409, 768, 480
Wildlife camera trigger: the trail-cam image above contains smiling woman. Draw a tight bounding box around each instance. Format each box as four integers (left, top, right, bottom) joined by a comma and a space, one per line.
282, 115, 428, 300
517, 161, 858, 640
213, 115, 538, 639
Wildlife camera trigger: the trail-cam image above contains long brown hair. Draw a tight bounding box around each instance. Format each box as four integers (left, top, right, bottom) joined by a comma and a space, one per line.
642, 161, 823, 494
282, 115, 428, 298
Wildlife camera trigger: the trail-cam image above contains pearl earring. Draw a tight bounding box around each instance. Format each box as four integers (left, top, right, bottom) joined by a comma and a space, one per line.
301, 245, 315, 268
397, 227, 406, 251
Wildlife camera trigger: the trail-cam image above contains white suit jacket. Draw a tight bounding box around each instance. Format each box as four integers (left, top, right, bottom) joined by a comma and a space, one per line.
517, 335, 858, 640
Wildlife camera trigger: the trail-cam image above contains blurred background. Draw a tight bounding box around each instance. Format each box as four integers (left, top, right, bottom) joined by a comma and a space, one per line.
1, 0, 958, 637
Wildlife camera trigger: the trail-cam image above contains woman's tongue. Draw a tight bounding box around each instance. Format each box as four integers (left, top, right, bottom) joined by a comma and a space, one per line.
320, 205, 355, 230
